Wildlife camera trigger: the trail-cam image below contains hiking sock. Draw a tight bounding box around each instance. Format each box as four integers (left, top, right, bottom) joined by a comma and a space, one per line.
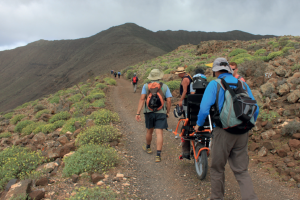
157, 150, 161, 157
146, 144, 151, 149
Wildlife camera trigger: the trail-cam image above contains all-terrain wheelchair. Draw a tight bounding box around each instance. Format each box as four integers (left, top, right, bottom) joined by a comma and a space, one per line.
172, 77, 213, 180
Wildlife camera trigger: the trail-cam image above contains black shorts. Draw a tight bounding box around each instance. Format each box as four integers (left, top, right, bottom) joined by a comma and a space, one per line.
144, 113, 168, 129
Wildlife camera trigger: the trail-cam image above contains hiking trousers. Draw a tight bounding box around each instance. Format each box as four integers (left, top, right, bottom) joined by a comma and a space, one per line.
210, 127, 258, 200
133, 83, 137, 93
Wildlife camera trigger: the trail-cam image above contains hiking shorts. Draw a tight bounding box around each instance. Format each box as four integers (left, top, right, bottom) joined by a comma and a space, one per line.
144, 113, 168, 129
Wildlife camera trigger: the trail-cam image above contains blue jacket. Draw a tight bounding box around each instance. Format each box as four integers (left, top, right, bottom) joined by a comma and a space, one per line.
196, 73, 259, 126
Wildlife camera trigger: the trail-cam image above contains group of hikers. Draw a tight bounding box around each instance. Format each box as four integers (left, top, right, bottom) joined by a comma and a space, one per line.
110, 70, 121, 78
134, 58, 259, 200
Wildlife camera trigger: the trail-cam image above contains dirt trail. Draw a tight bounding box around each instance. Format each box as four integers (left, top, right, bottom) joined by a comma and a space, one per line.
108, 77, 300, 200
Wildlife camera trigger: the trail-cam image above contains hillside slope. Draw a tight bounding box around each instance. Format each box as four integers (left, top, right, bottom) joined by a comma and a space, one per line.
0, 23, 274, 112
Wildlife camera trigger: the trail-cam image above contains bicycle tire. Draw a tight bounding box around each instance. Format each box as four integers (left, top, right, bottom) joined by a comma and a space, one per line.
194, 142, 208, 180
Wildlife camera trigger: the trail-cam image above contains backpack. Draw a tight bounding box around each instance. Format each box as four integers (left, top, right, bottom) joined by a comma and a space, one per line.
132, 76, 137, 84
146, 82, 165, 112
237, 75, 244, 81
212, 78, 258, 134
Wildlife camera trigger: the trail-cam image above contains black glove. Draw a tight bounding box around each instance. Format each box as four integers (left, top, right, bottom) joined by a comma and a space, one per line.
197, 126, 204, 131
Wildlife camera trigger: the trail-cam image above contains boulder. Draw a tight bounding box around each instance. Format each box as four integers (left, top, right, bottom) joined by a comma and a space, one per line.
29, 190, 45, 200
261, 130, 276, 140
32, 132, 46, 146
292, 133, 300, 139
251, 90, 263, 105
260, 82, 275, 96
278, 83, 290, 96
277, 149, 287, 158
71, 174, 79, 183
263, 141, 274, 150
74, 121, 81, 129
258, 146, 268, 157
57, 135, 69, 145
288, 139, 300, 150
4, 179, 32, 200
287, 90, 300, 103
294, 151, 300, 160
5, 179, 18, 191
249, 142, 260, 151
35, 177, 48, 186
275, 66, 287, 77
91, 173, 105, 184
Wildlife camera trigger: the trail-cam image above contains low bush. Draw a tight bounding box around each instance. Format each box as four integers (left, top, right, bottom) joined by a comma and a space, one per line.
76, 125, 120, 147
49, 111, 71, 123
165, 81, 181, 92
142, 68, 152, 80
259, 110, 279, 122
292, 64, 300, 71
68, 94, 83, 103
41, 124, 56, 134
0, 132, 12, 139
34, 104, 46, 112
15, 102, 30, 110
63, 144, 119, 176
278, 37, 289, 47
48, 95, 60, 104
91, 99, 106, 108
84, 93, 105, 103
281, 121, 300, 136
35, 109, 50, 119
230, 53, 254, 64
79, 84, 90, 96
185, 66, 195, 74
4, 112, 13, 119
266, 51, 283, 61
10, 114, 25, 125
22, 121, 46, 135
282, 46, 294, 53
0, 146, 44, 191
163, 69, 173, 74
126, 70, 134, 80
91, 109, 119, 125
107, 78, 116, 85
14, 120, 34, 133
61, 117, 87, 134
95, 83, 107, 89
254, 49, 267, 56
239, 59, 267, 78
228, 48, 247, 57
69, 186, 117, 200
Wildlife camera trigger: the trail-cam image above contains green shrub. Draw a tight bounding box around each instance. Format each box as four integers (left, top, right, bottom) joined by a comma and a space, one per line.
31, 99, 39, 107
272, 42, 279, 48
48, 95, 60, 104
278, 37, 289, 46
142, 68, 152, 79
165, 81, 181, 92
95, 83, 107, 89
207, 76, 217, 82
107, 78, 116, 85
292, 64, 300, 71
76, 125, 120, 147
228, 49, 247, 57
185, 66, 195, 73
282, 46, 294, 53
0, 146, 44, 191
69, 186, 117, 200
35, 109, 50, 119
0, 132, 12, 139
254, 49, 266, 56
53, 120, 66, 129
84, 93, 105, 103
259, 110, 279, 122
239, 59, 267, 78
21, 122, 46, 135
126, 70, 134, 79
49, 111, 71, 123
266, 51, 283, 61
200, 54, 208, 58
10, 114, 25, 125
63, 144, 118, 176
91, 109, 119, 125
281, 121, 300, 136
163, 69, 172, 74
79, 84, 90, 96
91, 99, 106, 108
230, 53, 254, 64
15, 102, 30, 110
14, 120, 34, 133
41, 124, 56, 134
61, 117, 87, 134
4, 112, 13, 119
68, 94, 83, 103
34, 104, 46, 112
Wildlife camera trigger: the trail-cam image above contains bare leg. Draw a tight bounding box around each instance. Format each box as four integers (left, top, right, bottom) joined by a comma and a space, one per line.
146, 128, 154, 145
156, 129, 163, 151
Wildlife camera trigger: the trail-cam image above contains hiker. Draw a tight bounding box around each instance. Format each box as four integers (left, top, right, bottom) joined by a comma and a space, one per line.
195, 58, 259, 200
229, 62, 245, 82
114, 71, 117, 78
111, 70, 114, 75
131, 73, 139, 93
118, 71, 121, 78
175, 66, 193, 117
190, 68, 207, 95
135, 69, 172, 162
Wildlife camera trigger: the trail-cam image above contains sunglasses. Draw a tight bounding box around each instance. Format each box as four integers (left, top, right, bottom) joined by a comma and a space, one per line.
232, 68, 236, 70
219, 62, 229, 66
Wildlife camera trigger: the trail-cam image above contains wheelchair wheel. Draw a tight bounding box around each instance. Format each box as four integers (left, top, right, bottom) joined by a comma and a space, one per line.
194, 143, 208, 180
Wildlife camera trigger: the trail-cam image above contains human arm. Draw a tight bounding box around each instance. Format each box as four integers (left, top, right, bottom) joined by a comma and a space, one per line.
136, 94, 146, 122
196, 81, 217, 126
245, 83, 259, 121
178, 78, 190, 106
166, 98, 171, 118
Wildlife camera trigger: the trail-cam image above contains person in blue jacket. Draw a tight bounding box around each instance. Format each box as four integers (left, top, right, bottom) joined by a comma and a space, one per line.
195, 58, 259, 200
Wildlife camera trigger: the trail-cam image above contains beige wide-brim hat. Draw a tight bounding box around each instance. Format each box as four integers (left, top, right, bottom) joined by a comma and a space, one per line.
175, 67, 186, 74
147, 69, 164, 80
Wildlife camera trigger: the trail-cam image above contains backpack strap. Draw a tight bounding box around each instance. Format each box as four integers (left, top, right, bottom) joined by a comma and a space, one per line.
220, 78, 238, 102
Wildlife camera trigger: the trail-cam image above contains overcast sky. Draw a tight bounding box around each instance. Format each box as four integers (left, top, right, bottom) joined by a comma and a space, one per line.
0, 0, 299, 51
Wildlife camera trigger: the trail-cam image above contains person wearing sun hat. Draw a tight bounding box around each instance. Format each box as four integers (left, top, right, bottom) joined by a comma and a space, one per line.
195, 58, 259, 200
135, 69, 172, 162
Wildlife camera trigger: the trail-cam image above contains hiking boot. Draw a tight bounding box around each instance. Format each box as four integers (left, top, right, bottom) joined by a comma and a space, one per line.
182, 152, 191, 160
175, 134, 180, 139
155, 156, 161, 162
142, 144, 152, 154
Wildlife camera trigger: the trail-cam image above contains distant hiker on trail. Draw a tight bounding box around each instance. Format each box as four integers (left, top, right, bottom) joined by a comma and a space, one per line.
135, 69, 172, 162
195, 58, 259, 200
131, 73, 139, 93
190, 68, 207, 95
118, 71, 121, 78
114, 71, 117, 78
111, 70, 114, 75
175, 66, 193, 117
229, 62, 245, 82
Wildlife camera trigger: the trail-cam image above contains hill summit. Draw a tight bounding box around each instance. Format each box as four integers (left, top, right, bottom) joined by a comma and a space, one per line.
0, 23, 274, 112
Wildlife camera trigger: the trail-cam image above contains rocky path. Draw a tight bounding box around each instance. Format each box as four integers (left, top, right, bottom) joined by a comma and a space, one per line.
108, 77, 300, 200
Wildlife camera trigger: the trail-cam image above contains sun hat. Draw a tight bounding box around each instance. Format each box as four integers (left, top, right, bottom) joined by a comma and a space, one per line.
147, 69, 164, 80
175, 67, 186, 74
134, 73, 136, 75
212, 58, 233, 74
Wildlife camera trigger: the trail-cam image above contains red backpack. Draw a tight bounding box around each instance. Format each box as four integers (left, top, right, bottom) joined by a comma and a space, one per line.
146, 82, 164, 112
132, 76, 137, 84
